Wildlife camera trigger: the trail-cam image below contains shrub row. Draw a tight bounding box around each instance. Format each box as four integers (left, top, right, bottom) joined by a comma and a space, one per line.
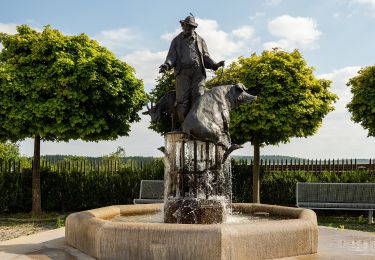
232, 162, 375, 205
0, 159, 164, 213
1, 159, 374, 213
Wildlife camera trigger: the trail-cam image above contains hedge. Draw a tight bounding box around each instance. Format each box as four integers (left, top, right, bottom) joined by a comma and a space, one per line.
1, 159, 374, 213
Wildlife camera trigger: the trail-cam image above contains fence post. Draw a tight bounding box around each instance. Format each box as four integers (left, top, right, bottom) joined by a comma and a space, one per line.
327, 159, 330, 172
285, 159, 289, 172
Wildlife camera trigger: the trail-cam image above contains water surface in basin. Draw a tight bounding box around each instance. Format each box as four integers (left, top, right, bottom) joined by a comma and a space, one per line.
111, 211, 289, 224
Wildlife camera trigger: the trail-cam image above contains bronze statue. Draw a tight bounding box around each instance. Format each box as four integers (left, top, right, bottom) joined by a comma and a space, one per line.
159, 14, 225, 124
182, 83, 256, 149
149, 15, 258, 224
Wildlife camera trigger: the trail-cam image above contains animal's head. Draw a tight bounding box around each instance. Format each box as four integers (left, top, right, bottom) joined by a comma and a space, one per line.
228, 83, 256, 108
142, 102, 160, 122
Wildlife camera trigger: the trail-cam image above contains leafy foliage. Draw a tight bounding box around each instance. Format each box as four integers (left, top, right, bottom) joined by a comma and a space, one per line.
208, 49, 338, 145
147, 70, 176, 134
231, 159, 375, 205
0, 159, 164, 212
0, 142, 21, 160
0, 25, 147, 142
347, 66, 375, 137
0, 142, 30, 168
1, 158, 374, 212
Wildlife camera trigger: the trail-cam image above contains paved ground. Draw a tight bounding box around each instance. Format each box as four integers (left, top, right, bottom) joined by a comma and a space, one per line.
0, 228, 93, 260
282, 227, 375, 260
0, 227, 374, 259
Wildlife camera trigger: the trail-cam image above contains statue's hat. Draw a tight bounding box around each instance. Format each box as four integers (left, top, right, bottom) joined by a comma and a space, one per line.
180, 15, 198, 27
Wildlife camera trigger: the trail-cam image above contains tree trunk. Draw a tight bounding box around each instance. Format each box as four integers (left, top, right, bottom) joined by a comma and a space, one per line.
252, 137, 260, 203
32, 135, 42, 214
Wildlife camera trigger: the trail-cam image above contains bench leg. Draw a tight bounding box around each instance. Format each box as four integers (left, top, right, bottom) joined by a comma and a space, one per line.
369, 210, 374, 224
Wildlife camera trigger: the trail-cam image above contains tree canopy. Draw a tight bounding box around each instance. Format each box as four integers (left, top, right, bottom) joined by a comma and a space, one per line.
207, 49, 338, 146
0, 25, 147, 142
208, 49, 337, 203
0, 25, 147, 213
347, 66, 375, 137
147, 70, 176, 134
0, 142, 21, 160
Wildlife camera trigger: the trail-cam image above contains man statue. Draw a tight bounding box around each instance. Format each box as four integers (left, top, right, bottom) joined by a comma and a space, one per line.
159, 15, 225, 124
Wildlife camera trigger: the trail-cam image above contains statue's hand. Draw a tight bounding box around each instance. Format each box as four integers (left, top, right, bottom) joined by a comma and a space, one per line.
159, 64, 170, 73
214, 60, 225, 70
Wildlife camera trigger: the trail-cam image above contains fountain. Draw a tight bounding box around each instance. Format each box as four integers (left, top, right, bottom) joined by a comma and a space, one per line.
65, 126, 318, 260
163, 132, 231, 224
65, 15, 318, 259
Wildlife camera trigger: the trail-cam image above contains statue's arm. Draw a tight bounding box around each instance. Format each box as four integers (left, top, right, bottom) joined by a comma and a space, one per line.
165, 38, 177, 69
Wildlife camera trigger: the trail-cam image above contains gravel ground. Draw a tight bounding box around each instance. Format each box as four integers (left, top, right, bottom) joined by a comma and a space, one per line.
0, 213, 66, 242
0, 221, 57, 241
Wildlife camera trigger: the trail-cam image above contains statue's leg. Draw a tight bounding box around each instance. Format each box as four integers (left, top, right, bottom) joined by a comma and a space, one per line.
176, 69, 192, 124
191, 69, 205, 105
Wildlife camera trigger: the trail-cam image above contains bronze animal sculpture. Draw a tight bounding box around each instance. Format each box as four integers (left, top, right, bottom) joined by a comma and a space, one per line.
182, 83, 256, 148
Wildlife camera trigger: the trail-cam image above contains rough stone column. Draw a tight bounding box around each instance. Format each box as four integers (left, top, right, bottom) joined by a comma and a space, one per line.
163, 132, 231, 224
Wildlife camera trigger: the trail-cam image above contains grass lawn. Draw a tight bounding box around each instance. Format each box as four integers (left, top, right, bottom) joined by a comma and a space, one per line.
0, 212, 67, 241
318, 215, 375, 232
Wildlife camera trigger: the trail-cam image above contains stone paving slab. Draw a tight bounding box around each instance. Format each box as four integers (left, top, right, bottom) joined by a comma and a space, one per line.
0, 228, 93, 260
0, 226, 374, 259
280, 227, 375, 260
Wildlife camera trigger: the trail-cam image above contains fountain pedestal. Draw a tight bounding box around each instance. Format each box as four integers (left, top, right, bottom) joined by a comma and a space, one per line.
163, 132, 231, 224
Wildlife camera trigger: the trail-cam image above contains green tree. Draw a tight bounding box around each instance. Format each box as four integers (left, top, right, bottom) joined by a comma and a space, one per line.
208, 49, 337, 203
147, 70, 176, 134
0, 142, 20, 160
347, 66, 375, 137
0, 25, 147, 213
0, 142, 31, 169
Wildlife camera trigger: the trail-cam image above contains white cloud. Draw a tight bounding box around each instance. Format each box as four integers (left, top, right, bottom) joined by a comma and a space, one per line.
262, 39, 291, 51
232, 25, 255, 40
232, 65, 375, 159
161, 29, 179, 42
122, 49, 167, 86
352, 0, 375, 6
0, 23, 18, 34
0, 23, 19, 50
319, 66, 361, 114
249, 12, 266, 20
0, 23, 42, 50
265, 0, 283, 5
263, 15, 321, 50
95, 27, 140, 54
195, 18, 246, 60
161, 18, 257, 61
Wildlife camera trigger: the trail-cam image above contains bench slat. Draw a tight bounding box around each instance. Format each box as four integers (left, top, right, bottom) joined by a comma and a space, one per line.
134, 180, 164, 204
297, 183, 375, 205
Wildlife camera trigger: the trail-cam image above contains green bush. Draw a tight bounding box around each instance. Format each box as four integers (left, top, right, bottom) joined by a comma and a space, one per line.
0, 159, 163, 213
231, 160, 375, 206
0, 158, 374, 213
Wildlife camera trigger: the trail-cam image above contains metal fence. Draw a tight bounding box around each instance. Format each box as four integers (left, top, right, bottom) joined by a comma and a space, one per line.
247, 158, 375, 173
0, 158, 374, 174
0, 158, 159, 173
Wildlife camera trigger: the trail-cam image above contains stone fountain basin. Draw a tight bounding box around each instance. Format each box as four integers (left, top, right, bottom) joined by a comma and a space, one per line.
65, 203, 318, 260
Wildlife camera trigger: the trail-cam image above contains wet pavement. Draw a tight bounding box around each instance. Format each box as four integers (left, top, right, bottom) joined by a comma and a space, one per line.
281, 227, 375, 260
0, 226, 374, 259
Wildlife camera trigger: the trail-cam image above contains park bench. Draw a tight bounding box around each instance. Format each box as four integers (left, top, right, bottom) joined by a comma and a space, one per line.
133, 180, 164, 204
296, 182, 375, 224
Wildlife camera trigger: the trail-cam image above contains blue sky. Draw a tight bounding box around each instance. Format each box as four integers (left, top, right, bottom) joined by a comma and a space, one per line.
1, 0, 375, 158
